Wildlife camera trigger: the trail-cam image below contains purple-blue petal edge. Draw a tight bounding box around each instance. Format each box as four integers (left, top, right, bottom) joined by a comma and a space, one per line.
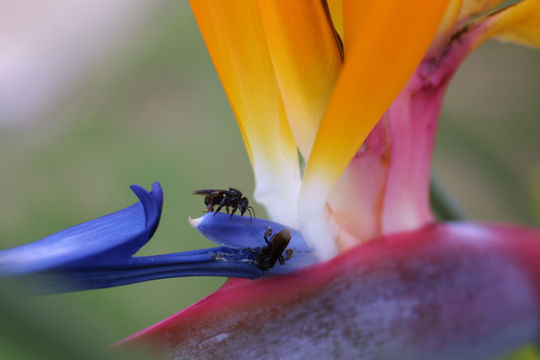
0, 182, 163, 276
0, 183, 314, 293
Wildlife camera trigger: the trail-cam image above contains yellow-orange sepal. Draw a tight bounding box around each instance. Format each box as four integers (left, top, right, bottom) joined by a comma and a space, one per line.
300, 0, 451, 260
483, 0, 540, 48
190, 0, 301, 226
257, 0, 342, 159
459, 0, 505, 21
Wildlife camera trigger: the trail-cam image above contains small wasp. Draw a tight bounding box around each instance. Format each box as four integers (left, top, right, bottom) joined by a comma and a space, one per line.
253, 227, 295, 271
193, 188, 256, 224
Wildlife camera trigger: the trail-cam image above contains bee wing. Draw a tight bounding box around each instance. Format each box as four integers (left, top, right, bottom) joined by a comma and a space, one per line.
193, 189, 221, 195
276, 229, 292, 245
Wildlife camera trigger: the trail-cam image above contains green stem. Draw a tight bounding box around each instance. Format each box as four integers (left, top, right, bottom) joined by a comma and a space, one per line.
430, 175, 466, 221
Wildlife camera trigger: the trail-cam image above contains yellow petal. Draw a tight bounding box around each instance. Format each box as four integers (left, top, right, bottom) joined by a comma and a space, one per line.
327, 0, 344, 41
190, 0, 301, 226
299, 0, 450, 260
429, 0, 464, 54
482, 0, 540, 48
459, 0, 505, 21
257, 0, 342, 159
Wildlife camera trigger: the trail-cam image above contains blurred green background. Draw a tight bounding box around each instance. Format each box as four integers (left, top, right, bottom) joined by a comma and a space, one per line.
0, 1, 539, 359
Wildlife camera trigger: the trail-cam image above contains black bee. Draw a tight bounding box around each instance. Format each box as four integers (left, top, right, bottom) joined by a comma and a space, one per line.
254, 227, 295, 271
193, 188, 255, 223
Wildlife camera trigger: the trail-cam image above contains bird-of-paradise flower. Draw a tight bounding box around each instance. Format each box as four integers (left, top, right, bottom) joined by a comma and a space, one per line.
1, 0, 540, 359
117, 1, 540, 358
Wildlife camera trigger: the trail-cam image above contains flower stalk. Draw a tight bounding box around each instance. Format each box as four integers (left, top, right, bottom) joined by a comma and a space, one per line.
430, 176, 467, 221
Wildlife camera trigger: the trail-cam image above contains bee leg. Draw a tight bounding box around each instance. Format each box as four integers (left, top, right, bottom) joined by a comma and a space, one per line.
246, 207, 255, 226
229, 205, 238, 220
213, 197, 228, 216
284, 248, 295, 261
263, 227, 273, 244
278, 254, 285, 265
213, 204, 225, 215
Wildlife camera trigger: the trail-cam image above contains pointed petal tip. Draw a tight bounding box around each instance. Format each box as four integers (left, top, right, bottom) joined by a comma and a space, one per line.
188, 216, 202, 228
0, 182, 162, 277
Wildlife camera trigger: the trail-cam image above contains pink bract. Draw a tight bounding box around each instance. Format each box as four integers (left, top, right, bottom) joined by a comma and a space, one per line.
119, 223, 540, 360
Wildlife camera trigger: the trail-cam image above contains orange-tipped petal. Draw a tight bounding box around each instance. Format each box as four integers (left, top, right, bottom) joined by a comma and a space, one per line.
299, 0, 450, 259
341, 0, 371, 51
190, 0, 301, 226
257, 0, 342, 159
481, 0, 540, 48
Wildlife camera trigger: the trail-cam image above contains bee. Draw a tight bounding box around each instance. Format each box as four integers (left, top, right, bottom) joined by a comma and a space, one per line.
254, 227, 295, 271
193, 188, 255, 223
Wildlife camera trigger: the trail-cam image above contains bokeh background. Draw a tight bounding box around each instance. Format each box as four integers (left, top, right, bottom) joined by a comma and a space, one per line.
0, 1, 539, 359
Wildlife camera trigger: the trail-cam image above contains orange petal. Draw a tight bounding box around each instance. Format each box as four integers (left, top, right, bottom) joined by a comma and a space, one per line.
190, 0, 301, 226
481, 0, 540, 48
299, 0, 450, 259
257, 0, 342, 159
341, 0, 371, 51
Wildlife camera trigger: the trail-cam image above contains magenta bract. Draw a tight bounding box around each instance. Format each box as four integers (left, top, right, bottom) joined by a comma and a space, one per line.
119, 222, 540, 360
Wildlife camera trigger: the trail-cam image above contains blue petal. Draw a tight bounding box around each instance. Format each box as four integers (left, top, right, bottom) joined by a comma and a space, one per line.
33, 247, 263, 293
191, 213, 310, 251
191, 212, 319, 274
0, 182, 163, 276
0, 183, 316, 293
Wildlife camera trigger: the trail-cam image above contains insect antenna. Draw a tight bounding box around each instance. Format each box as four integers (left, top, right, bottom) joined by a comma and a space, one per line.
247, 206, 256, 226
